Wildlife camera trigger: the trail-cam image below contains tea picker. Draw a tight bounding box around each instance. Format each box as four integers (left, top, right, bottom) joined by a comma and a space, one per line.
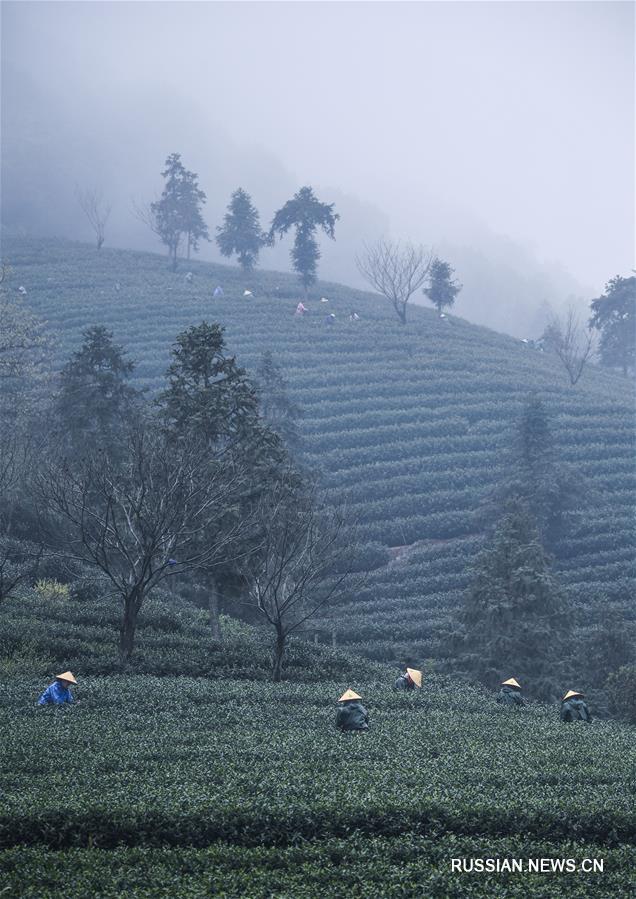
335, 689, 369, 732
560, 690, 592, 723
497, 677, 525, 706
38, 671, 78, 706
393, 668, 422, 691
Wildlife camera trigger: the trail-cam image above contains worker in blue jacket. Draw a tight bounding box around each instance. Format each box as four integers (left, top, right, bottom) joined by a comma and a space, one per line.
38, 671, 77, 706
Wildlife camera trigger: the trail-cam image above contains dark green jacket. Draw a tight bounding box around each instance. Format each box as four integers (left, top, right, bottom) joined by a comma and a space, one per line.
336, 701, 369, 731
393, 674, 415, 692
561, 698, 592, 722
497, 686, 524, 706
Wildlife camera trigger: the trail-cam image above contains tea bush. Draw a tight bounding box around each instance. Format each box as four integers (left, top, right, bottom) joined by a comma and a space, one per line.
1, 675, 634, 896
34, 579, 70, 602
2, 837, 635, 897
6, 236, 633, 669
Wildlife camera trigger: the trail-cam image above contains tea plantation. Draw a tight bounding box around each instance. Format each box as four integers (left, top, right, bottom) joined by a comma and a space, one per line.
5, 236, 635, 665
1, 674, 635, 897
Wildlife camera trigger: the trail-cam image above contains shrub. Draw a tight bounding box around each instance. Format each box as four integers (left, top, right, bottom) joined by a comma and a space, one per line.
606, 665, 636, 724
34, 579, 70, 601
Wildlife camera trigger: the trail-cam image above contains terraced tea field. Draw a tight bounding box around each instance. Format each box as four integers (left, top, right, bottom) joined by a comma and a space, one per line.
5, 237, 635, 660
1, 675, 634, 897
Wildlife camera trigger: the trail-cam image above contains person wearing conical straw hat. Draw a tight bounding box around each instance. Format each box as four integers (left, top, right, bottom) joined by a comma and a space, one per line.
393, 667, 422, 692
335, 689, 369, 732
560, 690, 592, 723
497, 677, 524, 706
37, 671, 77, 706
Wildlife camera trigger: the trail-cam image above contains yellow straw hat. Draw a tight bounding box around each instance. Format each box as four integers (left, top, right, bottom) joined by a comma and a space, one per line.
406, 668, 423, 687
562, 690, 583, 701
501, 678, 521, 689
338, 689, 362, 702
56, 671, 77, 685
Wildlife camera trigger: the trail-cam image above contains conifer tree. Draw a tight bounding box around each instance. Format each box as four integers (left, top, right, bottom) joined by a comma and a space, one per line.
216, 188, 265, 272
150, 153, 209, 270
490, 393, 580, 551
256, 351, 301, 450
589, 275, 635, 376
269, 187, 339, 297
56, 325, 139, 459
461, 499, 569, 698
157, 323, 295, 638
423, 257, 462, 314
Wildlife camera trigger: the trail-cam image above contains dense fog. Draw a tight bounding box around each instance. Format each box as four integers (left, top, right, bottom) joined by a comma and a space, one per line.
2, 1, 633, 336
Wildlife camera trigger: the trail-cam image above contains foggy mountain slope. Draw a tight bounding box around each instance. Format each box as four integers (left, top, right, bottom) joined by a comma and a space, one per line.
6, 236, 634, 662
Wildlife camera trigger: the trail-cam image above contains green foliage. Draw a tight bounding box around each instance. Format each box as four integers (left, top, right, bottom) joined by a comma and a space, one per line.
460, 500, 569, 698
255, 350, 301, 449
34, 579, 70, 601
269, 186, 339, 293
589, 275, 635, 376
158, 321, 260, 445
606, 665, 636, 725
1, 675, 634, 896
56, 324, 139, 458
493, 392, 582, 550
3, 838, 635, 898
0, 537, 41, 602
150, 153, 209, 270
0, 590, 368, 681
423, 256, 462, 313
5, 237, 634, 681
216, 187, 265, 272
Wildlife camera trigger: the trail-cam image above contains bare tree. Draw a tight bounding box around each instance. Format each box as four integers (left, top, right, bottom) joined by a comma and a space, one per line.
76, 187, 111, 250
356, 239, 434, 324
542, 306, 596, 386
37, 424, 248, 661
240, 481, 358, 681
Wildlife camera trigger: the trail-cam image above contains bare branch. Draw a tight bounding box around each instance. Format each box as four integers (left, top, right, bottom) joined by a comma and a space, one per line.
542, 305, 596, 386
356, 239, 434, 324
75, 186, 111, 250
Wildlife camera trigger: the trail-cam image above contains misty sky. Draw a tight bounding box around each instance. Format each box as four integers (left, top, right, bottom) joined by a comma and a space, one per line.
2, 0, 634, 299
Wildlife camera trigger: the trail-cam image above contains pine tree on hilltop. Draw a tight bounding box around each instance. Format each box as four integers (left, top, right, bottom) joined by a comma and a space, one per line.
216, 188, 266, 273
460, 498, 570, 699
269, 186, 339, 298
149, 153, 209, 270
589, 275, 635, 377
423, 257, 462, 315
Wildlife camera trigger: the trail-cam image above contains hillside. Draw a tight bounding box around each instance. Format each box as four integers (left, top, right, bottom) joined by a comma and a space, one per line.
5, 236, 635, 667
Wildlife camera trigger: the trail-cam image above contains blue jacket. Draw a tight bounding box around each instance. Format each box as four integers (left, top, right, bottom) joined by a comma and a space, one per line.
38, 681, 74, 705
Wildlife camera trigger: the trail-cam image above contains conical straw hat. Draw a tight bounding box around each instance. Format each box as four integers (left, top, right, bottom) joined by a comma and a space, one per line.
338, 689, 361, 702
406, 668, 422, 687
562, 690, 583, 701
501, 677, 521, 689
56, 671, 77, 685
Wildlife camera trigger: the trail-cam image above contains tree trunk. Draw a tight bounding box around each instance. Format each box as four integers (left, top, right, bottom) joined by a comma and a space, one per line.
119, 591, 141, 662
187, 233, 191, 260
208, 577, 222, 640
273, 629, 286, 682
